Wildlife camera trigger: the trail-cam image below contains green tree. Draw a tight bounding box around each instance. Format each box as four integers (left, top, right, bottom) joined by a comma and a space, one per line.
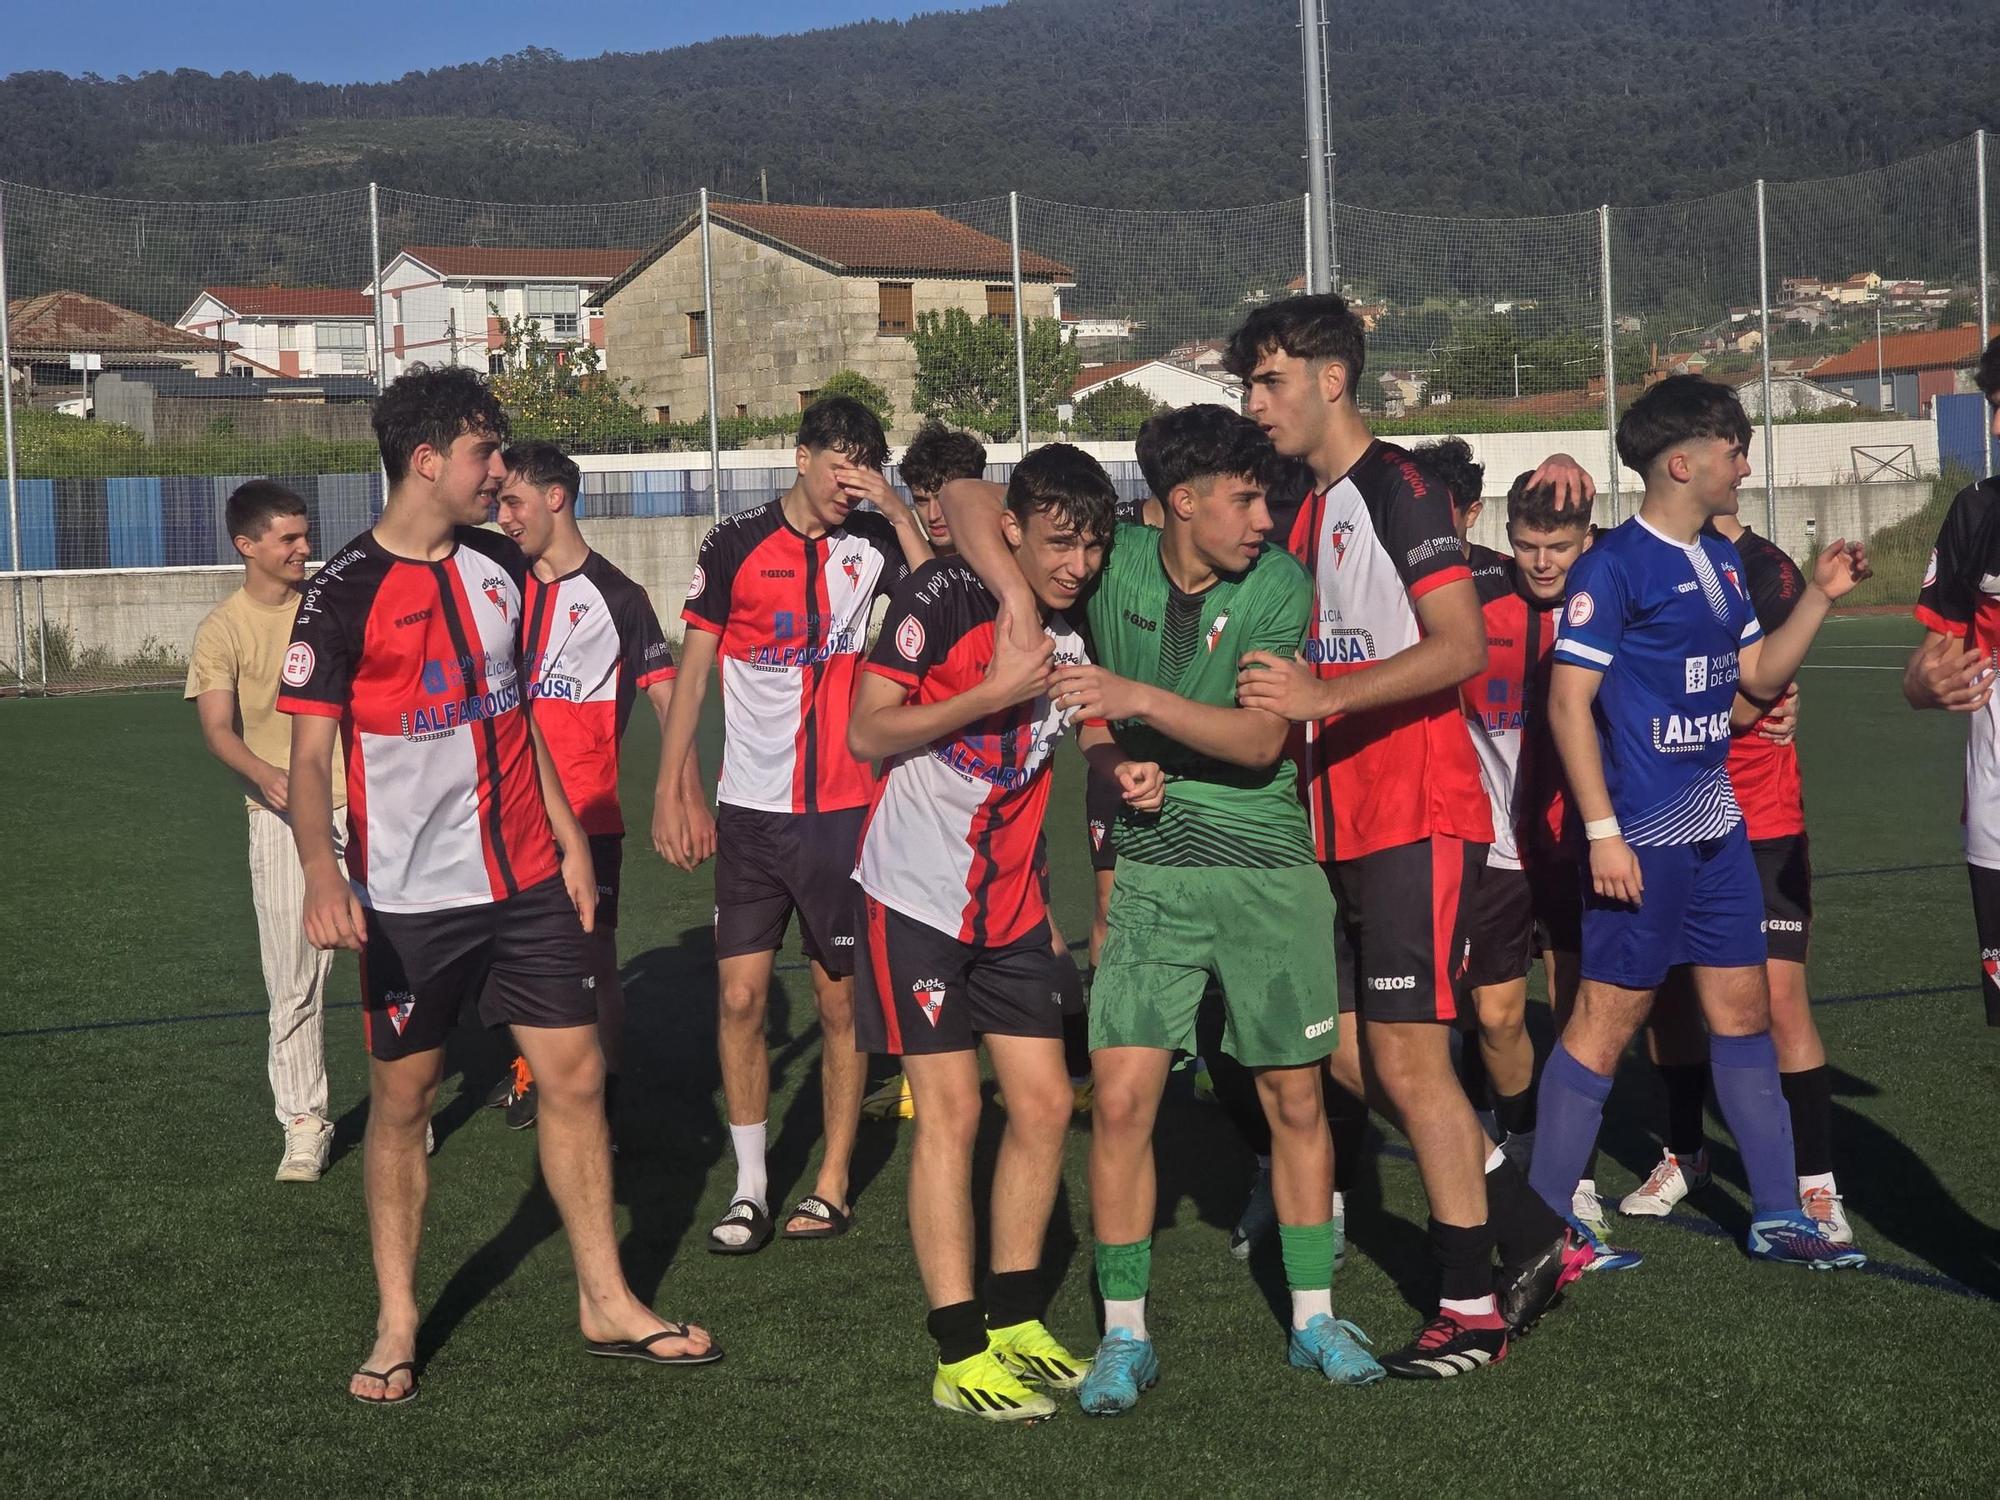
817, 367, 896, 429
1070, 380, 1166, 440
1937, 295, 1976, 329
910, 308, 1081, 441
487, 313, 651, 451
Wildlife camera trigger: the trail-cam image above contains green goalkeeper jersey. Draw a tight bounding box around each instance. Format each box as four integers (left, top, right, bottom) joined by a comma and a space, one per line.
1083, 522, 1317, 869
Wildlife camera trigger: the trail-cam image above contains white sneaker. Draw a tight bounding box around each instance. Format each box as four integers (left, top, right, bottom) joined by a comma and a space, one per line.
1801, 1184, 1855, 1246
276, 1116, 333, 1182
1618, 1148, 1710, 1218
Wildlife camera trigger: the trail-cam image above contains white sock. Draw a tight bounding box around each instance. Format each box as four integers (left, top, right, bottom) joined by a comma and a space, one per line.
1331, 1189, 1346, 1220
1484, 1143, 1507, 1173
730, 1121, 768, 1209
1441, 1294, 1497, 1320
1798, 1171, 1837, 1196
1291, 1288, 1333, 1331
1103, 1297, 1149, 1342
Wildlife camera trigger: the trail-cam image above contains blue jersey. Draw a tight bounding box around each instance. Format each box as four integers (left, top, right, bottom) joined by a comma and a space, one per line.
1552, 516, 1763, 846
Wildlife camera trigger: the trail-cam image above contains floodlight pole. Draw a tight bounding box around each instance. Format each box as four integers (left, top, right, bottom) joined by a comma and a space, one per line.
1599, 204, 1619, 523
1755, 179, 1777, 536
368, 182, 389, 503
1300, 0, 1334, 294
700, 189, 722, 521
1, 182, 20, 577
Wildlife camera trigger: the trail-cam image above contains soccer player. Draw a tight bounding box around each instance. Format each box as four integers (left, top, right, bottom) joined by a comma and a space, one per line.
1904, 335, 2000, 1025
283, 367, 717, 1404
944, 404, 1386, 1412
487, 440, 713, 1138
186, 481, 349, 1182
653, 395, 932, 1252
848, 443, 1129, 1421
1227, 297, 1585, 1374
861, 421, 1093, 1125
1528, 374, 1868, 1271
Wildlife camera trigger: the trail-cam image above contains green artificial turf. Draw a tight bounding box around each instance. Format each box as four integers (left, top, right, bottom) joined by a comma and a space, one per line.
2, 612, 1996, 1496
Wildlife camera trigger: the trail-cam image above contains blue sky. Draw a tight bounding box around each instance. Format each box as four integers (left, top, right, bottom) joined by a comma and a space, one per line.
5, 2, 969, 84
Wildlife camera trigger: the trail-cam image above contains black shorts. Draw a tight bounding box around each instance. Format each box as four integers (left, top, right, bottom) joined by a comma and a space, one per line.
1327, 834, 1485, 1023
854, 895, 1069, 1056
713, 803, 864, 975
1084, 766, 1121, 873
1465, 862, 1534, 989
1527, 855, 1584, 956
589, 833, 623, 932
361, 875, 593, 1063
1969, 863, 2000, 1027
1752, 834, 1811, 964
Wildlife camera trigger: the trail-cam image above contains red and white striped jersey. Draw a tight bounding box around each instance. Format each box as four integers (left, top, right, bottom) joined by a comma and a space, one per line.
856, 561, 1086, 946
682, 501, 909, 814
523, 549, 676, 839
1462, 545, 1565, 870
277, 526, 558, 913
1269, 442, 1494, 861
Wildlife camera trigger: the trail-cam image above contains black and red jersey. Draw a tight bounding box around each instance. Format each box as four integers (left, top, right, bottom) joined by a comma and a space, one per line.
1916, 477, 2000, 869
682, 501, 909, 814
1461, 544, 1566, 870
1268, 441, 1494, 861
1722, 525, 1807, 841
277, 526, 557, 913
522, 549, 676, 839
856, 561, 1087, 946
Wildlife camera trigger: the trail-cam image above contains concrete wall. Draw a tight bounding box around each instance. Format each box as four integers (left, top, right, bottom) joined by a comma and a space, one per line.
93, 375, 375, 445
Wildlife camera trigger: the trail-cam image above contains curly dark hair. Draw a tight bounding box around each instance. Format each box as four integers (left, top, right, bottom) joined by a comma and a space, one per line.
797, 395, 889, 471
1005, 443, 1118, 546
1975, 334, 2000, 400
1134, 403, 1278, 501
898, 421, 987, 496
1411, 436, 1485, 518
502, 440, 582, 504
372, 365, 510, 483
1221, 293, 1367, 388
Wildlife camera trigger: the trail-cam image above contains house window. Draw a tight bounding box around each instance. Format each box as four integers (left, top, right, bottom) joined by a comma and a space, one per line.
318, 322, 368, 373
278, 323, 298, 351
655, 405, 672, 424
799, 390, 820, 411
485, 284, 507, 317
687, 312, 707, 356
878, 282, 914, 335
526, 284, 581, 338
488, 353, 508, 376
735, 403, 748, 420
985, 285, 1016, 328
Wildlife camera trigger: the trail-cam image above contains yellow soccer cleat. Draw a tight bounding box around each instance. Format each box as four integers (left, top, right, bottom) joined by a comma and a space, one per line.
988, 1319, 1087, 1392
862, 1074, 915, 1121
932, 1346, 1057, 1422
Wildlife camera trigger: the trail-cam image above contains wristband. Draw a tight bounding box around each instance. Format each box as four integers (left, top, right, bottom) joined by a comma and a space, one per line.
1584, 817, 1622, 842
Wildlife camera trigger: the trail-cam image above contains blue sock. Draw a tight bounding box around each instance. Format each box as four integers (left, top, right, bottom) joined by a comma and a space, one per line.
1709, 1031, 1796, 1215
1527, 1042, 1614, 1216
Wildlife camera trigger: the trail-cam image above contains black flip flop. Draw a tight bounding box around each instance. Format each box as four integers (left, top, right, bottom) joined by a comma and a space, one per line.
781, 1195, 853, 1240
707, 1196, 773, 1255
350, 1360, 418, 1406
585, 1323, 724, 1366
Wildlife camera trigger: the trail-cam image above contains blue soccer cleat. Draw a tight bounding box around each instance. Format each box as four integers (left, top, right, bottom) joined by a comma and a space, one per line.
1287, 1314, 1386, 1385
1077, 1329, 1159, 1416
1746, 1210, 1868, 1270
1570, 1187, 1645, 1272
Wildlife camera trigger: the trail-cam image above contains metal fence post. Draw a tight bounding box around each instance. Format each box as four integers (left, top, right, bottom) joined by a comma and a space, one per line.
699, 189, 722, 521
1302, 192, 1314, 293
36, 574, 46, 692
1300, 0, 1333, 294
1755, 179, 1777, 536
367, 183, 389, 505
1979, 129, 1993, 478
1598, 204, 1619, 524
0, 181, 24, 684
1009, 191, 1031, 454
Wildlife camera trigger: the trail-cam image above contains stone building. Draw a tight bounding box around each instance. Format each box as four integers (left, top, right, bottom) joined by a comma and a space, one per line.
591, 204, 1073, 438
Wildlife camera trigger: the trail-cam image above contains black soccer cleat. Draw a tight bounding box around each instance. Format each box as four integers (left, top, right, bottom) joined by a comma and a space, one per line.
1499, 1226, 1591, 1334
1380, 1312, 1508, 1380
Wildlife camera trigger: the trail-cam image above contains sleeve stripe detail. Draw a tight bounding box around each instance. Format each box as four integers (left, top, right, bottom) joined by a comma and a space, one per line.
1553, 638, 1613, 667
679, 612, 724, 636
635, 666, 677, 688
862, 662, 921, 688
1739, 619, 1761, 641
1913, 603, 1964, 636
1407, 565, 1471, 602
276, 695, 342, 718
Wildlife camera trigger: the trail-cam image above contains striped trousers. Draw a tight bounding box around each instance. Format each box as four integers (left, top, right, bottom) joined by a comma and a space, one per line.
247, 803, 342, 1126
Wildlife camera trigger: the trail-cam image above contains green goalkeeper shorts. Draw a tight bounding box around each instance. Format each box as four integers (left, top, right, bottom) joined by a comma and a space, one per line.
1088, 859, 1339, 1068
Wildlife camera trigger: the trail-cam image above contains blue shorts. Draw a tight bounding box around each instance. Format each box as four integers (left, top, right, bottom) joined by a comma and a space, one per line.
1580, 825, 1767, 990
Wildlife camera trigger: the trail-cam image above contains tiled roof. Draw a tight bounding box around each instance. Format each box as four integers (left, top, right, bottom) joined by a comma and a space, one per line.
1071, 358, 1156, 396
7, 290, 229, 354
709, 204, 1072, 280
202, 285, 374, 318
1812, 323, 1999, 377
399, 245, 643, 280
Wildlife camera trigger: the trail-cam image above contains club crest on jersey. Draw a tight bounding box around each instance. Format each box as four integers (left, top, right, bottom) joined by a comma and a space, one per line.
481, 575, 508, 617
1722, 564, 1743, 598
1327, 519, 1355, 567
1984, 950, 2000, 987
568, 601, 589, 627
840, 553, 862, 586
381, 989, 416, 1036
912, 979, 947, 1027
896, 615, 926, 661
1204, 611, 1230, 652
1089, 819, 1106, 851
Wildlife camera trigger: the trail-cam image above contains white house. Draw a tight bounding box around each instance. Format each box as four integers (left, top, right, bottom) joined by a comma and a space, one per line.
1071, 358, 1242, 410
176, 286, 376, 378
1062, 313, 1138, 342
368, 245, 641, 379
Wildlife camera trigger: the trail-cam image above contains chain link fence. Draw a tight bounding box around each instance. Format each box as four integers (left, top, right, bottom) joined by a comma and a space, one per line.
3, 133, 1996, 692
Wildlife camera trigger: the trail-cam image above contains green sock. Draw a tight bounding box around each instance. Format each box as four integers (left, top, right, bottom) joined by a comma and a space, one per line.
1094, 1237, 1153, 1301
1279, 1219, 1335, 1292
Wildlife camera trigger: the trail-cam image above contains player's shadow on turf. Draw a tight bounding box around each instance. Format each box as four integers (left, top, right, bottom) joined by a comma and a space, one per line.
323, 1026, 508, 1172
966, 1086, 1085, 1306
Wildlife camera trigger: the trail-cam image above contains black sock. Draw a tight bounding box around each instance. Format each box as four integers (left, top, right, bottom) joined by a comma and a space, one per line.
983, 1269, 1045, 1330
1781, 1065, 1834, 1179
927, 1300, 988, 1365
1493, 1077, 1538, 1139
1429, 1217, 1497, 1304
1327, 1082, 1368, 1196
1660, 1062, 1709, 1157
1483, 1151, 1564, 1264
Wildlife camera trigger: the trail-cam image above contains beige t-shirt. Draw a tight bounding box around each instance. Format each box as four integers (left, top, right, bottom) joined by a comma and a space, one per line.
185, 587, 347, 812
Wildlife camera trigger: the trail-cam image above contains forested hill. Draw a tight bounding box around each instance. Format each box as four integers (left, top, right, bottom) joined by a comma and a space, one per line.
3, 0, 1994, 213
